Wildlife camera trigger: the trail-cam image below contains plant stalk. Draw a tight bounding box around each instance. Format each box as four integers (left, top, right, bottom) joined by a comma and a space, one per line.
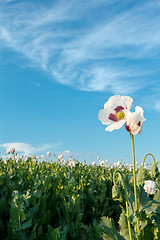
142, 153, 156, 167
130, 133, 139, 235
113, 170, 133, 240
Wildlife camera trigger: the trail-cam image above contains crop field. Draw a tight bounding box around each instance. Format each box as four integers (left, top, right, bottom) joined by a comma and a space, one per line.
0, 156, 159, 240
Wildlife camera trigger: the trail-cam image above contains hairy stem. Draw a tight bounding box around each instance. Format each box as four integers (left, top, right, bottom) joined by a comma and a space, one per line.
130, 133, 139, 235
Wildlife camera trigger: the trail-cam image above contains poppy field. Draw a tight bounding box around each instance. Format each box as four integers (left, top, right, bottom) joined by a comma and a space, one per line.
0, 95, 160, 240
0, 155, 160, 240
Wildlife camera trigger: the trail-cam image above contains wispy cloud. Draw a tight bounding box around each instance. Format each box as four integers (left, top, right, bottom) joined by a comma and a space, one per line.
0, 0, 160, 93
0, 142, 62, 155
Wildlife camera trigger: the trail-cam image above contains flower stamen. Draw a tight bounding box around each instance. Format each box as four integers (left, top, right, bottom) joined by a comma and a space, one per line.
116, 111, 125, 120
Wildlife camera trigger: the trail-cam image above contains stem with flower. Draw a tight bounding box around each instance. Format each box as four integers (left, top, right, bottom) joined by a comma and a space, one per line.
113, 169, 133, 240
98, 95, 146, 239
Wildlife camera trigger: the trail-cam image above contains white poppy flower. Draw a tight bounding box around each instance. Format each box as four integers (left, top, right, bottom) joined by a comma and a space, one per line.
6, 149, 10, 154
68, 160, 75, 167
47, 152, 51, 157
125, 106, 146, 135
144, 180, 156, 195
98, 95, 133, 132
61, 159, 65, 163
100, 160, 105, 166
10, 146, 15, 154
92, 161, 95, 166
58, 154, 63, 160
117, 161, 121, 167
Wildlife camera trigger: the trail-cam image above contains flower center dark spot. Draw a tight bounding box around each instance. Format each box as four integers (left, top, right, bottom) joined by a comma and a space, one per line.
109, 113, 118, 122
114, 106, 124, 113
137, 121, 141, 126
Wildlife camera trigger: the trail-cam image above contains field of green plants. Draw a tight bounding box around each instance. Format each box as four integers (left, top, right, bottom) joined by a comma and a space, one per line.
0, 156, 159, 240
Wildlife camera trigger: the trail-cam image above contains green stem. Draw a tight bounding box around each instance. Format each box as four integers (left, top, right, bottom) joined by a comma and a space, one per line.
130, 133, 139, 235
142, 153, 156, 167
156, 161, 160, 165
113, 170, 133, 240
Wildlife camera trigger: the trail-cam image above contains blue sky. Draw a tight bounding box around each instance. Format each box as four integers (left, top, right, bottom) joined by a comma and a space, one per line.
0, 0, 160, 165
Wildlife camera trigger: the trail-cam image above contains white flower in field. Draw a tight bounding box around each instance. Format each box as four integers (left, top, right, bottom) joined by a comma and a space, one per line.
10, 146, 15, 154
40, 155, 44, 158
117, 161, 121, 167
111, 166, 113, 169
125, 106, 146, 135
92, 161, 95, 166
6, 149, 10, 154
105, 160, 108, 164
4, 160, 7, 164
61, 159, 65, 163
97, 156, 100, 161
98, 95, 133, 132
130, 164, 133, 168
126, 164, 129, 167
68, 160, 75, 168
144, 180, 156, 195
100, 160, 105, 166
24, 154, 27, 157
47, 152, 51, 157
114, 162, 117, 166
58, 154, 63, 160
136, 162, 138, 166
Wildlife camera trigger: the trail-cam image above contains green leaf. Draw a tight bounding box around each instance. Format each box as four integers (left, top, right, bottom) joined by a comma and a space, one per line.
154, 190, 160, 203
119, 209, 136, 240
48, 225, 61, 240
101, 216, 125, 240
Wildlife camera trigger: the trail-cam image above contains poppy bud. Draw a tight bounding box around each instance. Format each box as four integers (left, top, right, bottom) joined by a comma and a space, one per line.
112, 184, 120, 200
137, 167, 146, 186
151, 164, 159, 179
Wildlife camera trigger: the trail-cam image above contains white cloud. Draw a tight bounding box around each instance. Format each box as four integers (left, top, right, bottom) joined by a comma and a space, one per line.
0, 0, 160, 93
0, 142, 62, 154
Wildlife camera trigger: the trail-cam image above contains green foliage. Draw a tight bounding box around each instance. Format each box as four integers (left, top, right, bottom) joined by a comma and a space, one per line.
101, 216, 125, 240
0, 157, 118, 239
0, 157, 160, 239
